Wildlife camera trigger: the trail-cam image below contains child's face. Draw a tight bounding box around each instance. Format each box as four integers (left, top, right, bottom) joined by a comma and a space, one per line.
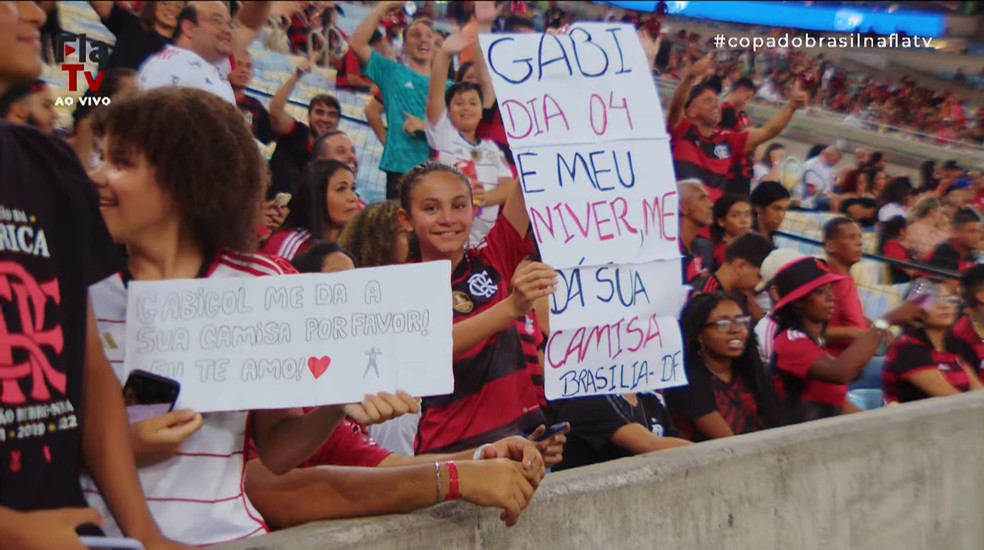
448, 89, 482, 134
406, 172, 473, 261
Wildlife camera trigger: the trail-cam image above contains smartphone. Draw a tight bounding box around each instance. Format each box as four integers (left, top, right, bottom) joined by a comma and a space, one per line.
535, 422, 570, 442
123, 370, 180, 424
80, 537, 145, 550
274, 192, 292, 207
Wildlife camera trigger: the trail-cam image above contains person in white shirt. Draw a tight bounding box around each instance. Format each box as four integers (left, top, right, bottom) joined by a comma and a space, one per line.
139, 1, 270, 104
425, 28, 514, 247
798, 145, 841, 210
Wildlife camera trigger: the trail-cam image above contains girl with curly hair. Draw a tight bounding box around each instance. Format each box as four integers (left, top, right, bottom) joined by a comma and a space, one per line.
85, 87, 407, 545
338, 200, 413, 268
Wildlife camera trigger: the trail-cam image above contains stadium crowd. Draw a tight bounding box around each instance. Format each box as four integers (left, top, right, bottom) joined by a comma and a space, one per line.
1, 0, 983, 548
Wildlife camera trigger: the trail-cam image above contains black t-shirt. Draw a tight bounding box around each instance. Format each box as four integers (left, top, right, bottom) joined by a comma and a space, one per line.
268, 121, 312, 198
0, 122, 120, 511
664, 355, 764, 441
102, 4, 170, 70
552, 393, 680, 471
236, 94, 277, 145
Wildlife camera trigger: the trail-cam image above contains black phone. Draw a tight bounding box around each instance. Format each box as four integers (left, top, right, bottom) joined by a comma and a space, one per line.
123, 370, 180, 423
534, 422, 570, 442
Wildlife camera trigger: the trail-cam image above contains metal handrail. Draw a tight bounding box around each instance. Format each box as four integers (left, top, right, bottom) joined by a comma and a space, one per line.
774, 230, 961, 280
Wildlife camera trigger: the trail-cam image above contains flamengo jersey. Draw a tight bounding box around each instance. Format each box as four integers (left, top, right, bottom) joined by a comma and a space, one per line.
415, 218, 545, 454
670, 118, 749, 201
138, 45, 236, 105
81, 250, 291, 545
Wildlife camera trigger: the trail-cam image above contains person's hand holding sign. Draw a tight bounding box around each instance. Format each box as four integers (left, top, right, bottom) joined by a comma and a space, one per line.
343, 390, 420, 425
129, 409, 205, 467
506, 261, 558, 317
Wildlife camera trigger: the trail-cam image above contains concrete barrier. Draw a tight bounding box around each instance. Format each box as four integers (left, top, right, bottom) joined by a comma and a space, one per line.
218, 392, 984, 550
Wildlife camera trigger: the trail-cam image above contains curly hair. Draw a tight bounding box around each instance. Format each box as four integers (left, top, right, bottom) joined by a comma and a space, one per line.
92, 86, 265, 253
337, 200, 406, 268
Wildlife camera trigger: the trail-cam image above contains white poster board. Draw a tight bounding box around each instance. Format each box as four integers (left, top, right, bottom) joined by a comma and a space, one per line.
124, 262, 453, 412
481, 23, 688, 400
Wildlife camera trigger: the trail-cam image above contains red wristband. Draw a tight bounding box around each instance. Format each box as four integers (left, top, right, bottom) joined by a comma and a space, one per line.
444, 460, 461, 501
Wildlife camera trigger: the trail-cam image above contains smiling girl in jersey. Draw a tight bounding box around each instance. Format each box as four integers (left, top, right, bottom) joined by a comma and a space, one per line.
398, 161, 560, 455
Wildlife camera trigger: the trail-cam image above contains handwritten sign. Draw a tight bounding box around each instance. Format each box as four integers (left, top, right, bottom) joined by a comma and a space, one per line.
124, 262, 453, 412
480, 24, 665, 148
518, 139, 677, 267
550, 258, 686, 331
544, 314, 686, 400
482, 23, 687, 400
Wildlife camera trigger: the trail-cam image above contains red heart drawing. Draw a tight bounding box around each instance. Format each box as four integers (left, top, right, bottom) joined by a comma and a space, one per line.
307, 356, 331, 379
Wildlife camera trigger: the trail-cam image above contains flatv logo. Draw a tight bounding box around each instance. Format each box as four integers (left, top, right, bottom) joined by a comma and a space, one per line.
307, 356, 331, 379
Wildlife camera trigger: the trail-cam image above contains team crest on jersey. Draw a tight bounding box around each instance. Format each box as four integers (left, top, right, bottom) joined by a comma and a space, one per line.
713, 143, 731, 159
452, 291, 474, 314
467, 270, 498, 299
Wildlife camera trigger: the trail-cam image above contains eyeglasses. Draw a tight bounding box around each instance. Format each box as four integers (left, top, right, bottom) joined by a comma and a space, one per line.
703, 316, 752, 332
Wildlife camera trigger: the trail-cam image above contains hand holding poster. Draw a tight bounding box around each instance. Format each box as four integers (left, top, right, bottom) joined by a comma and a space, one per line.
124, 262, 453, 412
481, 23, 689, 400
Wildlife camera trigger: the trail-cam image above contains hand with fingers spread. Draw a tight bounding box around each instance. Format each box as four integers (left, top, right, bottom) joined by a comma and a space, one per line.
403, 112, 425, 135
457, 459, 540, 527
343, 390, 420, 426
507, 261, 558, 317
0, 507, 105, 550
441, 28, 478, 56
129, 409, 204, 466
527, 423, 569, 468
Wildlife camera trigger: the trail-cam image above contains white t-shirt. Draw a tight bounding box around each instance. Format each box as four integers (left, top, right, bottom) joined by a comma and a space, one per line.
799, 156, 836, 209
877, 202, 908, 222
755, 315, 778, 365
367, 412, 420, 456
425, 115, 513, 247
81, 250, 291, 545
138, 45, 235, 105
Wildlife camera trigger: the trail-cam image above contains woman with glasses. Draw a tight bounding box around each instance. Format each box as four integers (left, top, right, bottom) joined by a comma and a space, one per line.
883, 279, 984, 403
769, 257, 922, 423
665, 293, 785, 441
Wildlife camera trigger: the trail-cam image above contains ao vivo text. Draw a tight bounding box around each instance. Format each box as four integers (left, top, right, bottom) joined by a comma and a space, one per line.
55, 33, 110, 93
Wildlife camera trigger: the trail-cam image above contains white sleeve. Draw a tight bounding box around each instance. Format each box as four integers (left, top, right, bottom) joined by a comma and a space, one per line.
424, 115, 452, 151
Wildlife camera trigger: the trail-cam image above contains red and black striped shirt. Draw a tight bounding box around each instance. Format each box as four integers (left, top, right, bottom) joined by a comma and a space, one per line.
883, 332, 977, 403
670, 119, 750, 201
415, 219, 545, 454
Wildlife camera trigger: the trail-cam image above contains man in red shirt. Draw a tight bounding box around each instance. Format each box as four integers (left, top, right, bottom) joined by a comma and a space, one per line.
822, 217, 871, 357
666, 54, 808, 199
